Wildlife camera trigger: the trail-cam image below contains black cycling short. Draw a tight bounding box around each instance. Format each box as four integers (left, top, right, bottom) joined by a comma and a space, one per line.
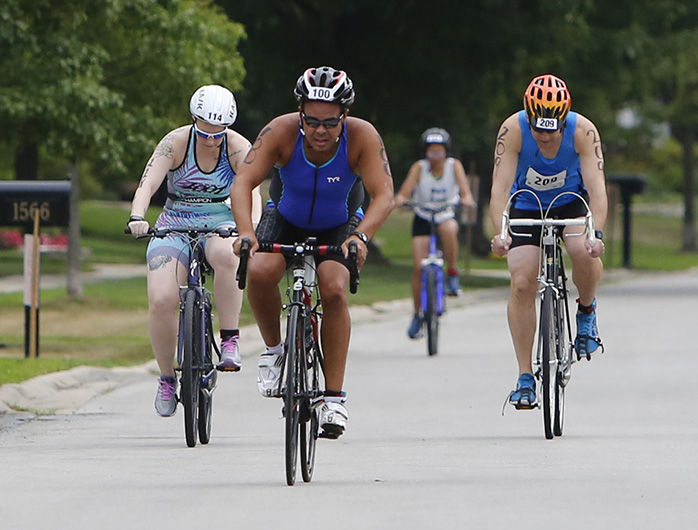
411, 214, 457, 237
255, 205, 360, 269
508, 197, 588, 250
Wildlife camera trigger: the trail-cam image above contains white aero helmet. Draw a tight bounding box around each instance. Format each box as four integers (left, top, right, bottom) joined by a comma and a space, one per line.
189, 85, 237, 126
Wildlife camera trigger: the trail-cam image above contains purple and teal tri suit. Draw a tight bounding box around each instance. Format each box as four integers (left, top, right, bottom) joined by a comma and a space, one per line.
146, 127, 235, 267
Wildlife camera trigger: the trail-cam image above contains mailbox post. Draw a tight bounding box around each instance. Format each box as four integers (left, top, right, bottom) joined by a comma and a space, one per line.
0, 180, 72, 357
607, 174, 646, 268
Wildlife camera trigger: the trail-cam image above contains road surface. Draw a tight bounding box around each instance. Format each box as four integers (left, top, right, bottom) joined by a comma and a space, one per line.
1, 268, 696, 529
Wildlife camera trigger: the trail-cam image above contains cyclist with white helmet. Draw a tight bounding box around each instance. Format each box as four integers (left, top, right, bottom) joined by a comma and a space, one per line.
395, 127, 475, 338
231, 66, 394, 438
128, 85, 262, 417
489, 74, 607, 410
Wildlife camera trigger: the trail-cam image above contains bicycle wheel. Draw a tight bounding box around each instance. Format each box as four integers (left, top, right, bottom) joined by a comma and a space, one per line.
539, 287, 557, 440
198, 306, 215, 445
553, 295, 570, 437
425, 267, 439, 356
181, 289, 201, 448
284, 305, 302, 486
300, 317, 321, 483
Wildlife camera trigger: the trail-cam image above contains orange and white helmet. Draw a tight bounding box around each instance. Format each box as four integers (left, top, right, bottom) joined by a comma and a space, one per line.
523, 74, 571, 131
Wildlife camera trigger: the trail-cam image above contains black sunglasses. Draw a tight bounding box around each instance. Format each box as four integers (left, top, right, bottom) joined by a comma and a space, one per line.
302, 113, 344, 129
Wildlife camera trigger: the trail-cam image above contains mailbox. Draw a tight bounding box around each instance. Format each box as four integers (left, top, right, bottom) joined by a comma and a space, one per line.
607, 174, 646, 268
0, 180, 71, 228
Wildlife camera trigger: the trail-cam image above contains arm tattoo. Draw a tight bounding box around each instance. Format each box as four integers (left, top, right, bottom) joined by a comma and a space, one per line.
154, 132, 176, 159
377, 133, 392, 177
586, 128, 604, 171
244, 127, 272, 164
493, 126, 509, 173
137, 158, 155, 189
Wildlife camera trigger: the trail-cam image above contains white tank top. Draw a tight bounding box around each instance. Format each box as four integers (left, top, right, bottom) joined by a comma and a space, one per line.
412, 157, 459, 223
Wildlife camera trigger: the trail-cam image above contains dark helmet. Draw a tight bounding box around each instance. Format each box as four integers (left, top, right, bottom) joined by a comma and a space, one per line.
294, 66, 355, 109
421, 127, 452, 149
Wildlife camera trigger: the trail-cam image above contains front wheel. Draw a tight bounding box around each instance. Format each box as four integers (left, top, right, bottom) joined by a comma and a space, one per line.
284, 305, 303, 486
181, 289, 201, 448
425, 267, 439, 356
300, 329, 321, 483
539, 287, 557, 440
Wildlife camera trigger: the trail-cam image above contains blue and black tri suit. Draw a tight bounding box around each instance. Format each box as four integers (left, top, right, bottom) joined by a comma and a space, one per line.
257, 125, 365, 265
508, 110, 589, 249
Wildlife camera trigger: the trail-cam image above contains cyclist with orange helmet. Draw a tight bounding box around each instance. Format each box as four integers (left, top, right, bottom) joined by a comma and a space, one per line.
489, 74, 607, 409
231, 66, 395, 438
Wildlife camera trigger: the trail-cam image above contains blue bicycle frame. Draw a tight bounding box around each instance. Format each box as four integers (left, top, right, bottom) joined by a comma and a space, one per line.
420, 231, 445, 317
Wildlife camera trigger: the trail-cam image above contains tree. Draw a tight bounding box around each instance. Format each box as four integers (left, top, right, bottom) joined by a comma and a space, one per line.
0, 0, 246, 188
217, 0, 603, 255
0, 0, 246, 296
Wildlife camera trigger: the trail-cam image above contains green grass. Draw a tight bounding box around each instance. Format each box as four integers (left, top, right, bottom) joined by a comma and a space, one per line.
0, 199, 696, 387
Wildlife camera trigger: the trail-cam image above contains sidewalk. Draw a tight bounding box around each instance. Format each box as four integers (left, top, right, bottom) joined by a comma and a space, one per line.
0, 263, 146, 294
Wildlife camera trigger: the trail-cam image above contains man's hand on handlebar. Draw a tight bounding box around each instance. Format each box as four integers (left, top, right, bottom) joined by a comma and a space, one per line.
233, 232, 258, 256
491, 234, 511, 257
343, 235, 367, 268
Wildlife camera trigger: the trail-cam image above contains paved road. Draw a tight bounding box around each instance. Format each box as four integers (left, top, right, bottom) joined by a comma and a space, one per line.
0, 269, 696, 529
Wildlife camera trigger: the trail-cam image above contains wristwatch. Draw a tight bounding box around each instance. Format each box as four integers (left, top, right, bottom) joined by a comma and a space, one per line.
594, 230, 604, 240
350, 231, 369, 245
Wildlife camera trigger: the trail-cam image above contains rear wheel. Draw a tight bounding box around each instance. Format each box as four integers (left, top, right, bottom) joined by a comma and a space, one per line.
553, 296, 569, 437
284, 305, 302, 486
425, 267, 439, 356
181, 289, 201, 448
198, 308, 214, 444
300, 317, 320, 483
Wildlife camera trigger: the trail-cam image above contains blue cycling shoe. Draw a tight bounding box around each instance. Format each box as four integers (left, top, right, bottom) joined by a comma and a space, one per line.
574, 299, 604, 361
407, 314, 423, 339
508, 373, 537, 410
446, 273, 462, 297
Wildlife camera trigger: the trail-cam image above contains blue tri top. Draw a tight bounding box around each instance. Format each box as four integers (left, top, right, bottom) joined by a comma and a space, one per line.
269, 125, 364, 230
512, 110, 585, 210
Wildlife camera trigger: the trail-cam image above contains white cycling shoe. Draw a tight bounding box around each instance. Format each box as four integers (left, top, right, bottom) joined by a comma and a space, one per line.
315, 397, 348, 439
257, 352, 284, 397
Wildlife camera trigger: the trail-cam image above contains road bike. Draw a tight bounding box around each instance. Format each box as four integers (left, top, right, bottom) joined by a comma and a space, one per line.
500, 190, 597, 439
405, 202, 456, 356
126, 225, 236, 447
237, 237, 359, 485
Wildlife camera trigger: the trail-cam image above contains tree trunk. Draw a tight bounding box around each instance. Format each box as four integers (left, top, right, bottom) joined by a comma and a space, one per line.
67, 164, 83, 297
14, 142, 39, 180
679, 130, 697, 252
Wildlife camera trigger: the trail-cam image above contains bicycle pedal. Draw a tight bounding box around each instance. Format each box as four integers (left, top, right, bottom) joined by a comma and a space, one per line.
318, 429, 342, 440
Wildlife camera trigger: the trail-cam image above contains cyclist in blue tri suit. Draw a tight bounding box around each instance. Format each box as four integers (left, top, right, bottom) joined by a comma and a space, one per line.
128, 85, 262, 417
395, 127, 476, 339
489, 74, 607, 410
231, 66, 395, 438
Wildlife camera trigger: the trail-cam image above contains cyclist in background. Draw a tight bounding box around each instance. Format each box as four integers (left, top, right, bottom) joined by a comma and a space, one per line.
231, 66, 394, 438
127, 85, 262, 417
395, 128, 475, 339
489, 74, 607, 410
